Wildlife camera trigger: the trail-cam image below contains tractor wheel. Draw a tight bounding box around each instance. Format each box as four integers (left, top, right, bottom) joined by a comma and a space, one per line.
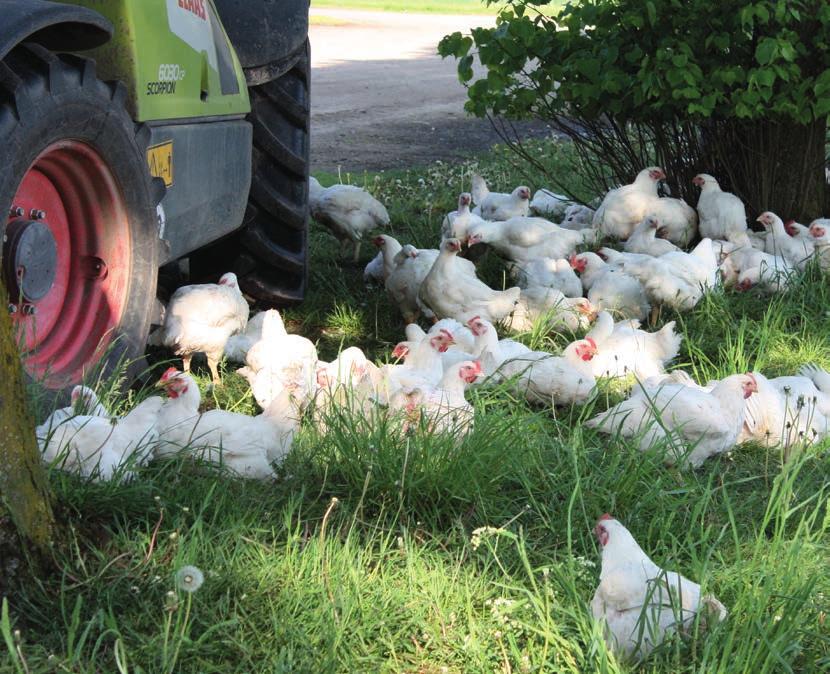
0, 44, 160, 392
191, 43, 310, 305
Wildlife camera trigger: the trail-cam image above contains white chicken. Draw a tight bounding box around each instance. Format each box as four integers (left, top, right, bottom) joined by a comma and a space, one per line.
585, 311, 682, 380
36, 385, 109, 444
466, 217, 594, 263
591, 514, 727, 659
529, 188, 572, 221
419, 238, 521, 324
809, 219, 830, 270
154, 369, 202, 457
156, 369, 301, 478
757, 211, 814, 269
586, 373, 758, 467
740, 370, 830, 448
158, 272, 249, 385
783, 220, 817, 261
442, 192, 487, 241
397, 321, 470, 362
509, 257, 583, 298
693, 173, 748, 242
470, 175, 530, 220
42, 395, 163, 481
570, 253, 651, 321
562, 203, 595, 229
315, 347, 373, 393
466, 316, 532, 377
623, 216, 680, 257
617, 239, 718, 311
503, 287, 596, 333
385, 245, 436, 324
364, 235, 402, 284
392, 360, 482, 438
385, 244, 478, 324
312, 347, 379, 431
378, 329, 456, 406
309, 176, 390, 263
718, 243, 785, 289
497, 338, 598, 406
428, 318, 475, 353
241, 311, 318, 410
224, 309, 284, 364
592, 167, 666, 239
735, 256, 794, 294
645, 196, 699, 246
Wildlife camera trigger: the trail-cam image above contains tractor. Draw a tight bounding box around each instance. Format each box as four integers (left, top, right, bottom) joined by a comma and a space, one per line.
0, 0, 310, 393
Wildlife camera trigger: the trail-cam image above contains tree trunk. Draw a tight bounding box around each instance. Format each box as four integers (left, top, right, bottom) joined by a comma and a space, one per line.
0, 276, 54, 558
701, 116, 828, 222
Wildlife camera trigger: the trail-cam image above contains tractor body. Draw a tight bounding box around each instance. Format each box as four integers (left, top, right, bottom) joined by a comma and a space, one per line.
0, 0, 310, 390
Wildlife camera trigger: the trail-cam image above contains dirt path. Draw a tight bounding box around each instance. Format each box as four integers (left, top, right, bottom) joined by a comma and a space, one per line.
309, 9, 550, 173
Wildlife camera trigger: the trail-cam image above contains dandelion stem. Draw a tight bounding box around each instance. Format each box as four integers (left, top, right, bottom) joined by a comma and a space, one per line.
168, 593, 192, 674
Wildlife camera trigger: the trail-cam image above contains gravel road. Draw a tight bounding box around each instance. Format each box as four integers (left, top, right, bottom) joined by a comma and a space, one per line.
309, 9, 551, 173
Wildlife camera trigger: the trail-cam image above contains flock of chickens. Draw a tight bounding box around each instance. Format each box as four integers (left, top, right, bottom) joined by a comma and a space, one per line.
35, 167, 830, 659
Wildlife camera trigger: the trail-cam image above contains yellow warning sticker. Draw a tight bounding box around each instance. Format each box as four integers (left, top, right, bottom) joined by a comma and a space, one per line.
147, 141, 174, 187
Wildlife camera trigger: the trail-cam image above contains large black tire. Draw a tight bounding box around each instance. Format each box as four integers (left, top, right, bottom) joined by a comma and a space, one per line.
191, 44, 310, 305
0, 43, 160, 392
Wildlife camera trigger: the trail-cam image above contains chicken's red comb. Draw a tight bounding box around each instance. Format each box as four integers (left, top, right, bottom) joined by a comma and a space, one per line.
440, 329, 454, 340
472, 360, 483, 372
598, 513, 613, 521
466, 315, 481, 326
160, 367, 179, 381
586, 337, 597, 350
785, 219, 795, 226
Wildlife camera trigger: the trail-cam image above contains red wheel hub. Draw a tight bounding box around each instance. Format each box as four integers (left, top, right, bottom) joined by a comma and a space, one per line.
4, 140, 131, 388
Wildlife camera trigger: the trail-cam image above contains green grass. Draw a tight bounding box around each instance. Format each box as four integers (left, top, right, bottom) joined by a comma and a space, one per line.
4, 138, 830, 672
311, 0, 563, 16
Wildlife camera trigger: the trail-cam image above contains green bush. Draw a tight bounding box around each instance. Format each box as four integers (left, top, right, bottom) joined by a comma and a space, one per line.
440, 0, 830, 218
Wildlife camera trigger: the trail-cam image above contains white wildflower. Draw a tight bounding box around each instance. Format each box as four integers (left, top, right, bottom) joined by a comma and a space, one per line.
470, 526, 505, 550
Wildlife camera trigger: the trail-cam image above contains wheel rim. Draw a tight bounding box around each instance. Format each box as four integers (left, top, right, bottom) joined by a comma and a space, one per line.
4, 140, 132, 388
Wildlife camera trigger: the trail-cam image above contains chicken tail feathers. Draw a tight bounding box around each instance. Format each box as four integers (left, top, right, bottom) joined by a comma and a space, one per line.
161, 316, 185, 351
656, 321, 682, 362
798, 363, 830, 392
488, 287, 521, 319
471, 174, 489, 205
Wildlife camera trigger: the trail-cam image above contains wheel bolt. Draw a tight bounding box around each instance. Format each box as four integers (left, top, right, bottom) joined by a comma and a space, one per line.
21, 304, 36, 316
30, 209, 46, 220
9, 206, 24, 218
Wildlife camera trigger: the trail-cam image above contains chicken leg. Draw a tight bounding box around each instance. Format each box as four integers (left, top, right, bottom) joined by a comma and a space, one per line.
182, 354, 192, 373
207, 356, 222, 387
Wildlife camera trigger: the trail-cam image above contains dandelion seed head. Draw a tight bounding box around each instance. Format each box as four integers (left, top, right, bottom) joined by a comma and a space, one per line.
175, 565, 204, 593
